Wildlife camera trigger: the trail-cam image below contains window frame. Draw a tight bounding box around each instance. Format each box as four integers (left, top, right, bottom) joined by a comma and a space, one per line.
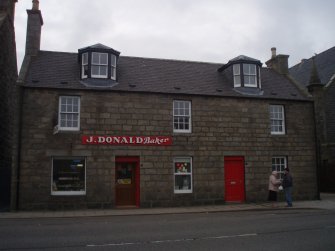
81, 52, 88, 79
173, 100, 192, 133
270, 105, 286, 135
173, 157, 193, 194
91, 52, 108, 78
51, 157, 86, 196
233, 64, 241, 87
58, 96, 81, 131
111, 54, 117, 80
272, 156, 287, 180
243, 64, 257, 87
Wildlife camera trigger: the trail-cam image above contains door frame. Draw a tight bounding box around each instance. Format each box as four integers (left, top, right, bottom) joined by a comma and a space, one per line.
224, 156, 246, 202
115, 156, 140, 207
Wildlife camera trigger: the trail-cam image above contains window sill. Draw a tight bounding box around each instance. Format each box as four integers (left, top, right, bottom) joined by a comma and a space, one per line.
51, 191, 86, 196
54, 129, 81, 135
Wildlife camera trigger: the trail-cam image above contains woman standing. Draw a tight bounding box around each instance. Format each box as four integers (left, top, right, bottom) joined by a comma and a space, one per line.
268, 170, 281, 206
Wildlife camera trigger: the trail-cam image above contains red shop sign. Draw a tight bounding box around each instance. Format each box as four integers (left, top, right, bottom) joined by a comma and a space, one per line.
82, 135, 172, 146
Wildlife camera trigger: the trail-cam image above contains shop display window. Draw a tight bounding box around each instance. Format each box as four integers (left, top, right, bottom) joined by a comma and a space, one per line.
174, 157, 192, 193
52, 157, 86, 195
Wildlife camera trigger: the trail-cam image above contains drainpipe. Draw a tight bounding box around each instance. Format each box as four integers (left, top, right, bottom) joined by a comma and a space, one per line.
10, 85, 24, 211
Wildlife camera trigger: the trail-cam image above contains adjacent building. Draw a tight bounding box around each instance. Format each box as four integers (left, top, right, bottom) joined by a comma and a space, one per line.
290, 46, 335, 192
0, 0, 17, 211
13, 2, 319, 210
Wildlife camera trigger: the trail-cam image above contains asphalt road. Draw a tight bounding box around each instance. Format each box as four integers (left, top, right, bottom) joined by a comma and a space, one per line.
0, 209, 335, 250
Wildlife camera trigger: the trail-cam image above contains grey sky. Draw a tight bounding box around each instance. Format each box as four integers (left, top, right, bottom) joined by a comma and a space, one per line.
15, 0, 335, 69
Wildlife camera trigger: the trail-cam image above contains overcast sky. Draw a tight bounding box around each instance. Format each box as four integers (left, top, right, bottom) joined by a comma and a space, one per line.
14, 0, 335, 69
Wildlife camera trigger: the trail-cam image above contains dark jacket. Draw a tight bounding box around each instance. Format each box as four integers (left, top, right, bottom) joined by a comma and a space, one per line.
282, 173, 293, 188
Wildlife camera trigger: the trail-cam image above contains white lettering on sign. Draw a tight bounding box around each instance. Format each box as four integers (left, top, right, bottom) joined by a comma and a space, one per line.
82, 136, 172, 146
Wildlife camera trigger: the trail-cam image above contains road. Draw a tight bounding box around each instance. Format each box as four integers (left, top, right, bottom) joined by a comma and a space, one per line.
0, 209, 335, 250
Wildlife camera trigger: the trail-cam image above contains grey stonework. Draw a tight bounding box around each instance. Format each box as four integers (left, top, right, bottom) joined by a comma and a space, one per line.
17, 88, 318, 210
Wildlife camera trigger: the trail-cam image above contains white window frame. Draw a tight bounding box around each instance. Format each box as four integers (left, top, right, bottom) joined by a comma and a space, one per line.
51, 157, 86, 196
272, 156, 287, 180
243, 64, 257, 87
91, 52, 108, 78
81, 52, 88, 79
270, 105, 285, 135
173, 100, 192, 133
111, 54, 117, 80
58, 96, 80, 131
174, 157, 192, 194
233, 64, 241, 87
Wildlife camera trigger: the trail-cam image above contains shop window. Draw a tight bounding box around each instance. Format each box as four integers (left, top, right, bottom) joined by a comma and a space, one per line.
173, 100, 192, 133
270, 105, 285, 135
174, 157, 192, 193
58, 96, 80, 131
51, 157, 86, 195
272, 156, 287, 180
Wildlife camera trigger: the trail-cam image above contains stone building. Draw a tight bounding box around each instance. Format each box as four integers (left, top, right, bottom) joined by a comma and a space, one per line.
14, 3, 318, 210
290, 47, 335, 192
0, 0, 17, 211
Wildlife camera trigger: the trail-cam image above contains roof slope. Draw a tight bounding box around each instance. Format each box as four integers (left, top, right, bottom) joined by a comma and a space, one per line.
289, 46, 335, 86
23, 50, 310, 101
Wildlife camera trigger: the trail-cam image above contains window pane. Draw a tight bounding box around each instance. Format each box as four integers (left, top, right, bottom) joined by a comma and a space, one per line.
100, 53, 108, 65
92, 52, 99, 64
111, 66, 116, 79
233, 64, 240, 75
91, 65, 99, 75
82, 53, 88, 65
100, 66, 107, 76
111, 54, 116, 66
52, 158, 85, 193
174, 175, 191, 190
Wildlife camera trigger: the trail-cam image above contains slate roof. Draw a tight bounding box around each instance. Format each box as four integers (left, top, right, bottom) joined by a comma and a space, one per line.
22, 50, 310, 101
289, 46, 335, 86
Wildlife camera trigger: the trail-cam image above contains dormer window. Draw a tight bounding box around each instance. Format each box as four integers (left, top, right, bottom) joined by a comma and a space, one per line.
218, 55, 262, 89
232, 63, 260, 88
78, 43, 120, 80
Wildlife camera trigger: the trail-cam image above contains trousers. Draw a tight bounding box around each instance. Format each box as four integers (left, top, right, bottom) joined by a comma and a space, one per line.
284, 186, 293, 206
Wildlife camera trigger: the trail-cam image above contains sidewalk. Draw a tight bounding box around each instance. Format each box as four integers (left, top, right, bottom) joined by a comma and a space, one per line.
1, 193, 334, 219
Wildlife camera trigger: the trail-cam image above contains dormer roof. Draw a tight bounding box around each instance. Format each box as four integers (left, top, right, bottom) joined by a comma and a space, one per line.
217, 55, 262, 72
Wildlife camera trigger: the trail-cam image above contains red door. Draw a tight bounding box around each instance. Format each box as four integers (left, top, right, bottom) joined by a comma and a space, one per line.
224, 156, 245, 202
115, 156, 140, 207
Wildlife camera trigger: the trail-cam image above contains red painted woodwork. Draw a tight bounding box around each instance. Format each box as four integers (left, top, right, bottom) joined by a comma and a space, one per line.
224, 156, 245, 202
115, 156, 140, 207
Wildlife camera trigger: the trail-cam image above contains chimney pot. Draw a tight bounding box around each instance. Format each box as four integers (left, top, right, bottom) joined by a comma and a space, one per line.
271, 47, 276, 58
32, 0, 39, 10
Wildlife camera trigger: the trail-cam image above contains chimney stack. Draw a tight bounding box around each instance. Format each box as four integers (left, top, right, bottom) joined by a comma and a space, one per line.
271, 47, 276, 58
266, 47, 289, 75
25, 0, 43, 56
